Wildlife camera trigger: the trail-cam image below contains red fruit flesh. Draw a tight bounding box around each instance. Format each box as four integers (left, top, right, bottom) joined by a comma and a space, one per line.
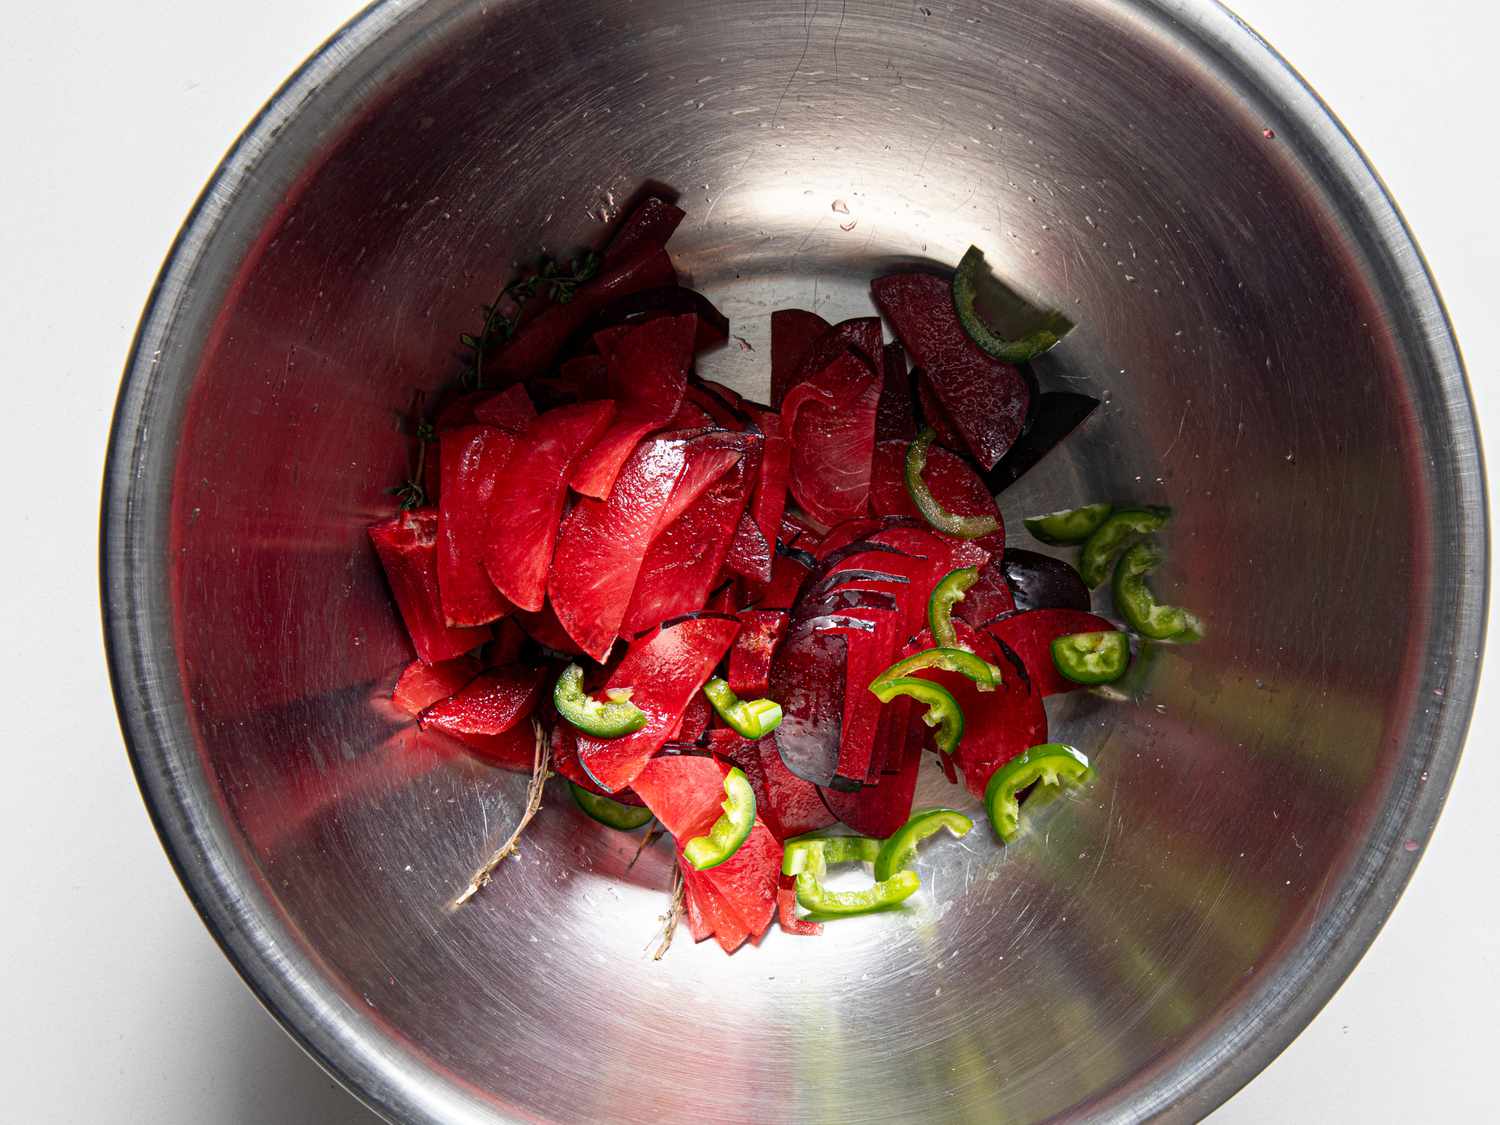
605, 196, 686, 263
437, 424, 518, 626
419, 665, 546, 746
684, 881, 713, 943
696, 821, 780, 945
491, 245, 677, 384
667, 400, 717, 429
369, 510, 489, 664
724, 510, 774, 586
684, 382, 746, 429
591, 290, 731, 356
513, 599, 584, 656
868, 437, 1005, 556
820, 725, 921, 837
749, 433, 791, 557
471, 384, 538, 433
901, 624, 1047, 799
440, 722, 538, 771
915, 371, 965, 450
631, 752, 733, 839
778, 872, 823, 936
769, 613, 877, 788
682, 866, 750, 954
727, 609, 789, 696
548, 436, 695, 660
570, 313, 698, 499
718, 730, 836, 842
770, 308, 831, 407
985, 609, 1119, 698
876, 341, 917, 441
551, 726, 645, 806
391, 656, 481, 716
484, 401, 616, 612
952, 555, 1018, 627
674, 691, 714, 744
782, 348, 881, 526
872, 272, 1031, 470
574, 616, 740, 792
754, 550, 813, 610
621, 455, 752, 636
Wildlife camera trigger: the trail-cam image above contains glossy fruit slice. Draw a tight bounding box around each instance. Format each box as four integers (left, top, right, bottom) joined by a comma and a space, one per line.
781, 347, 881, 526
986, 609, 1119, 697
574, 615, 740, 792
391, 656, 482, 717
437, 424, 518, 626
369, 509, 489, 664
548, 435, 694, 660
490, 243, 677, 383
622, 457, 752, 637
872, 271, 1030, 470
875, 341, 917, 441
770, 308, 831, 407
484, 401, 616, 612
419, 665, 547, 754
569, 313, 698, 499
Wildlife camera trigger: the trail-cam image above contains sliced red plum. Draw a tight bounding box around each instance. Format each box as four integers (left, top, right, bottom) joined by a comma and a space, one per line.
419, 665, 546, 754
767, 612, 875, 788
727, 608, 790, 698
369, 509, 489, 664
876, 341, 917, 441
604, 196, 686, 263
437, 424, 519, 626
549, 435, 695, 660
781, 347, 881, 527
569, 312, 698, 499
574, 615, 740, 792
622, 459, 752, 635
998, 549, 1092, 615
983, 391, 1101, 493
490, 244, 677, 383
770, 308, 831, 407
391, 655, 482, 717
723, 510, 774, 586
985, 608, 1119, 697
484, 401, 616, 612
873, 271, 1030, 470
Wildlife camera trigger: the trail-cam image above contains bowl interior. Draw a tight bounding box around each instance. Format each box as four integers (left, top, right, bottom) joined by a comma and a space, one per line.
107, 1, 1483, 1122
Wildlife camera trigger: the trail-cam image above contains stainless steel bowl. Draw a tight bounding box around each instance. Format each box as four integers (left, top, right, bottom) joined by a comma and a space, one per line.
102, 1, 1486, 1121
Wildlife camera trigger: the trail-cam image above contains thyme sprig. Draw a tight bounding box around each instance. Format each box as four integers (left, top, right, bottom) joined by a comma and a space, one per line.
387, 392, 435, 510
460, 249, 603, 389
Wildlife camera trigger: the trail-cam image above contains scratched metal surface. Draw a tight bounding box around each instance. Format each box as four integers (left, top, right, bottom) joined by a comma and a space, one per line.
102, 0, 1484, 1122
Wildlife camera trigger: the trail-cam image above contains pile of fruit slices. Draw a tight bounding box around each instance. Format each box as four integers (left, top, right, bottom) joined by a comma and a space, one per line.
369, 196, 1198, 953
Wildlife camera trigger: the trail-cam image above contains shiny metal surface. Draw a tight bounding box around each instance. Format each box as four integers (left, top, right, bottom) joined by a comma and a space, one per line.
102, 1, 1485, 1121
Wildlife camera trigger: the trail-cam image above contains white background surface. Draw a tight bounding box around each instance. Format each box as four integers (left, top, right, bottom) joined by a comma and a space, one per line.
0, 1, 1493, 1121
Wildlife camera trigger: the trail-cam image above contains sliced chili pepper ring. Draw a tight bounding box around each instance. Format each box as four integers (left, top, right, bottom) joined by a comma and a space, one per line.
1112, 541, 1204, 641
703, 677, 784, 740
1051, 630, 1131, 684
683, 767, 757, 871
928, 566, 980, 648
874, 808, 974, 881
1078, 506, 1171, 588
553, 663, 647, 737
1023, 502, 1113, 546
904, 428, 1000, 540
569, 782, 655, 830
868, 676, 964, 753
984, 743, 1094, 842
